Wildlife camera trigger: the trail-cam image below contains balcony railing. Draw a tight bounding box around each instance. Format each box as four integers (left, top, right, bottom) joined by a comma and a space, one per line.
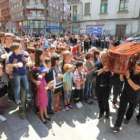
26, 14, 45, 20
67, 0, 81, 4
71, 14, 82, 22
25, 3, 45, 9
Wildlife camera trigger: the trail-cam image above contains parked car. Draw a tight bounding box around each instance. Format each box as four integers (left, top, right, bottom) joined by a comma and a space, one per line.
126, 34, 140, 42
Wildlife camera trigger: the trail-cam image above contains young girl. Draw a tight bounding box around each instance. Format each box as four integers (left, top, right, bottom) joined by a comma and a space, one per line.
35, 67, 52, 124
63, 64, 73, 111
51, 55, 63, 112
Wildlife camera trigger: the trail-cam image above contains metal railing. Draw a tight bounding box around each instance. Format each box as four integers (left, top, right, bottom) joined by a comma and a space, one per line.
67, 0, 81, 4
26, 14, 45, 20
26, 3, 45, 9
71, 14, 82, 22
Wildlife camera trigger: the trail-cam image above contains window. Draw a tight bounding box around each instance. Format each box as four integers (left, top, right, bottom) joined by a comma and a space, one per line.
84, 3, 90, 15
20, 1, 22, 6
20, 11, 23, 16
100, 0, 108, 14
73, 5, 77, 21
119, 0, 128, 12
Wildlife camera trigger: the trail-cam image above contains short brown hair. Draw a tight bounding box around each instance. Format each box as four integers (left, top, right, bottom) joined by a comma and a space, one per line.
10, 43, 20, 52
27, 47, 35, 53
85, 52, 93, 60
60, 46, 66, 51
93, 50, 100, 58
13, 36, 21, 43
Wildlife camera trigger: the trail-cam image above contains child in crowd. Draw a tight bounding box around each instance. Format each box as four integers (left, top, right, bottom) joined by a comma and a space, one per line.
73, 61, 86, 108
63, 64, 73, 111
7, 43, 31, 107
44, 58, 56, 115
51, 55, 63, 112
35, 67, 52, 124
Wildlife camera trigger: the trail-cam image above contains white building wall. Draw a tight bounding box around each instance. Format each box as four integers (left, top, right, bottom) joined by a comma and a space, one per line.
80, 19, 139, 36
68, 0, 140, 36
91, 0, 140, 20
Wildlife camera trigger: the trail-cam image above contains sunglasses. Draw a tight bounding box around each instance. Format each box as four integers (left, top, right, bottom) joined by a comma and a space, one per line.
66, 67, 72, 70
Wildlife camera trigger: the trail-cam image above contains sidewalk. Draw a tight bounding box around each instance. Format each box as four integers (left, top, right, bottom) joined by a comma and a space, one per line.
0, 95, 140, 140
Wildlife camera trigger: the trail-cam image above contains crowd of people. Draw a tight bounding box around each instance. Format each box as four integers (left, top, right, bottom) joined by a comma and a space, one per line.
0, 32, 140, 132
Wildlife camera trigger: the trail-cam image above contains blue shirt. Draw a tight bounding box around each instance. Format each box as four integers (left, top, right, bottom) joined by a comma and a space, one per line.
44, 43, 51, 49
8, 53, 28, 75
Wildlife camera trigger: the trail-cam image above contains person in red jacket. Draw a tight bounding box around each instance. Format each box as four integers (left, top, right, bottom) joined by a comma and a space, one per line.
72, 40, 81, 59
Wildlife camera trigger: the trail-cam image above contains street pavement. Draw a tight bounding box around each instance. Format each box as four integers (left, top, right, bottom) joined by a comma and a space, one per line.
0, 94, 140, 140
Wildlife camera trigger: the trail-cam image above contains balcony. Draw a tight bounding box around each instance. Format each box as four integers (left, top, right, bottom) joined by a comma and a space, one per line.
67, 0, 81, 4
25, 3, 45, 9
26, 14, 45, 20
71, 14, 82, 22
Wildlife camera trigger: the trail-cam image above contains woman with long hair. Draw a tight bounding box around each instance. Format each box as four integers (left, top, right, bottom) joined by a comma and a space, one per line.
75, 45, 85, 62
31, 49, 45, 114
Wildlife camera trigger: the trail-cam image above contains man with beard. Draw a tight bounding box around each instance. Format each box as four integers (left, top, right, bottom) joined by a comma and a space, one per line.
111, 60, 140, 131
93, 51, 111, 119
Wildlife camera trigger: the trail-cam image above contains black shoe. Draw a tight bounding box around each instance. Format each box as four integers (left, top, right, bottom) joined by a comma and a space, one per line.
98, 113, 104, 119
42, 120, 47, 124
105, 112, 109, 119
111, 126, 120, 132
86, 100, 93, 105
124, 119, 129, 124
136, 115, 140, 121
49, 112, 54, 115
45, 116, 51, 121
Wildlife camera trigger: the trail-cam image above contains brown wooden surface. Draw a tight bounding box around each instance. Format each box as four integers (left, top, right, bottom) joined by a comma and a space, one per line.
108, 42, 140, 74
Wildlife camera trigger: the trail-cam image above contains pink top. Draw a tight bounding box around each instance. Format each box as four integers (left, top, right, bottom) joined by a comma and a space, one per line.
35, 76, 48, 110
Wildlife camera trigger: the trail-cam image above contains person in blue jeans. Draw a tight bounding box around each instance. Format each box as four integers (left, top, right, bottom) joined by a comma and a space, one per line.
7, 43, 31, 107
44, 58, 55, 114
63, 64, 73, 111
84, 52, 95, 104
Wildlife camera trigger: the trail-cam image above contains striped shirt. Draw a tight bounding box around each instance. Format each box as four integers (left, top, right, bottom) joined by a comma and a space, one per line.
53, 67, 63, 89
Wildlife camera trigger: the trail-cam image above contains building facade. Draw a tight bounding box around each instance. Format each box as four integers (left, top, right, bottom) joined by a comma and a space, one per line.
10, 0, 70, 34
68, 0, 140, 38
0, 0, 11, 32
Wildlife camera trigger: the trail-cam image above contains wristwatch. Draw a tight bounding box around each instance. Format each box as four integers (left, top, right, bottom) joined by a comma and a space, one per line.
127, 77, 131, 80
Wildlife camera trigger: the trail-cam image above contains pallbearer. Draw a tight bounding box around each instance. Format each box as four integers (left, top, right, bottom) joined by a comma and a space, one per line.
93, 50, 111, 119
111, 60, 140, 131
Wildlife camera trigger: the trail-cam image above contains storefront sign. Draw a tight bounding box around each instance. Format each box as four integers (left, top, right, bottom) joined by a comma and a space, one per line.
45, 26, 63, 29
87, 25, 103, 35
24, 26, 30, 29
